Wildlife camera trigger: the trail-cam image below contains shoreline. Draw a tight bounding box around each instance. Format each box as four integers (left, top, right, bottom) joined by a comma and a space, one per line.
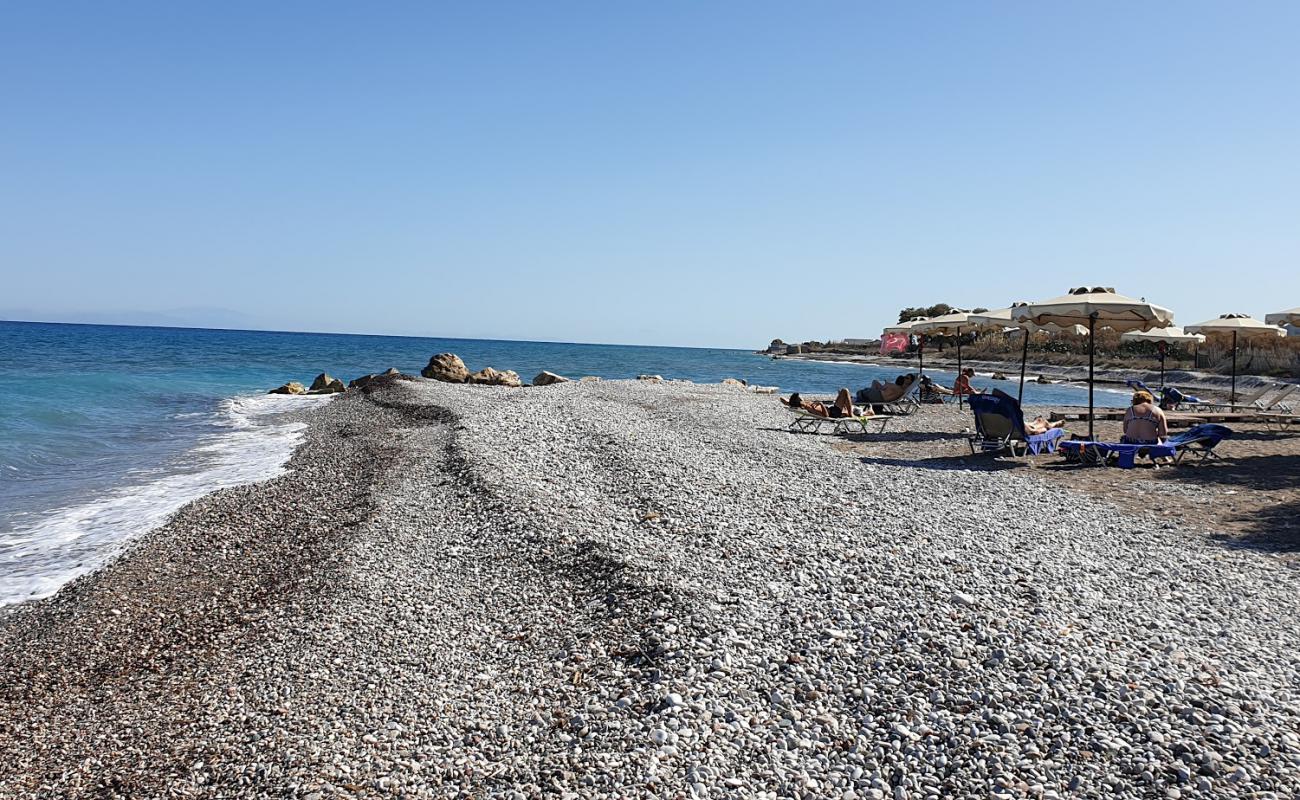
3, 378, 1299, 796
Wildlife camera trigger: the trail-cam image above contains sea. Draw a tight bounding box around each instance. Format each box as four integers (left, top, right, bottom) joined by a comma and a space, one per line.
0, 320, 1121, 606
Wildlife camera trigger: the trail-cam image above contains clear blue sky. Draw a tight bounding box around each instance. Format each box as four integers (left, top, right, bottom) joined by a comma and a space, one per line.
2, 2, 1297, 348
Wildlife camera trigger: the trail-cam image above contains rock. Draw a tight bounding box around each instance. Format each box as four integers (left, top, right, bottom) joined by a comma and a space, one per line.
349, 370, 415, 391
579, 376, 602, 382
637, 375, 664, 383
952, 592, 977, 607
422, 353, 470, 383
751, 386, 779, 395
1035, 375, 1053, 384
532, 371, 570, 386
268, 381, 307, 395
992, 372, 1008, 381
308, 373, 346, 394
467, 368, 523, 388
720, 378, 748, 388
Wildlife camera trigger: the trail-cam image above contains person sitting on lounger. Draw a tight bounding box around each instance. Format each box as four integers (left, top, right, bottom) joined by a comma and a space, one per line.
953, 368, 982, 397
1123, 390, 1168, 444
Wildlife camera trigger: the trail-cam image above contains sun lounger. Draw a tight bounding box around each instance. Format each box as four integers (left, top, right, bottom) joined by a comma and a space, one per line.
1179, 383, 1276, 412
857, 377, 920, 415
967, 392, 1066, 457
1165, 423, 1232, 464
1059, 440, 1176, 468
788, 408, 891, 435
1261, 384, 1297, 413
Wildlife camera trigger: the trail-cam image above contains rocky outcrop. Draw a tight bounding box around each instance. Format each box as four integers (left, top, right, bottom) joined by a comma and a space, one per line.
637, 375, 664, 383
349, 368, 414, 391
422, 353, 470, 383
269, 381, 307, 395
532, 371, 570, 386
308, 373, 346, 394
468, 368, 523, 387
992, 372, 1008, 381
721, 378, 748, 388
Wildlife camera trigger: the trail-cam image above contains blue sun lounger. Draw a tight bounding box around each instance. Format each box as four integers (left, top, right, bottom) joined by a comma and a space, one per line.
967, 392, 1067, 457
1166, 423, 1233, 464
1060, 440, 1176, 468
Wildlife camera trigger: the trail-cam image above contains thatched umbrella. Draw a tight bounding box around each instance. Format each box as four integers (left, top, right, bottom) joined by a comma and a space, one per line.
1184, 314, 1286, 405
883, 317, 931, 377
1015, 287, 1174, 439
1120, 327, 1206, 388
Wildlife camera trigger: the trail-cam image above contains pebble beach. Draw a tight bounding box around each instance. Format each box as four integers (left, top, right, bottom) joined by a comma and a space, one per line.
2, 377, 1299, 798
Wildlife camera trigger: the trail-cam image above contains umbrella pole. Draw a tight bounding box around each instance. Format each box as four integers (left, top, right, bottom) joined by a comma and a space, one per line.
956, 326, 963, 410
1017, 330, 1029, 406
1088, 315, 1097, 440
918, 336, 924, 378
1230, 330, 1238, 407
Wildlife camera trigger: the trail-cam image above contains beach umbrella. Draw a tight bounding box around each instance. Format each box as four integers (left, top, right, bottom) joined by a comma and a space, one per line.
1265, 307, 1300, 327
967, 304, 1087, 405
1120, 327, 1206, 389
1185, 314, 1286, 405
1015, 287, 1174, 440
912, 310, 983, 408
883, 317, 930, 377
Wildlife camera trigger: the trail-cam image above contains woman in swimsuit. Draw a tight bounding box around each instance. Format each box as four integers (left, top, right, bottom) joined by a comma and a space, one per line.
1122, 390, 1168, 444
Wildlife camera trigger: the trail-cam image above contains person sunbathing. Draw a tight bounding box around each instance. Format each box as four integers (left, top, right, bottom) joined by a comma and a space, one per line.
988, 388, 1065, 435
1123, 390, 1168, 444
783, 389, 866, 419
858, 374, 915, 405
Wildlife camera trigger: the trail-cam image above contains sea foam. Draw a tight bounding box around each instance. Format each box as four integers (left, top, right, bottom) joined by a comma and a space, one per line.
0, 393, 331, 607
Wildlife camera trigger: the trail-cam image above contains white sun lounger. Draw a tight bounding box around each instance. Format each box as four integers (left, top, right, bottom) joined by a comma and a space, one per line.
788, 409, 891, 435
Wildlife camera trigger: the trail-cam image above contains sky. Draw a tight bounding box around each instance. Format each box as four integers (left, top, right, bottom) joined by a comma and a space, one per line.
2, 2, 1298, 349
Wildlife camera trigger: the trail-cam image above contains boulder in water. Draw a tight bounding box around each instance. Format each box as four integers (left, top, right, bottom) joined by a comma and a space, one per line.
467, 367, 523, 387
422, 353, 470, 383
992, 372, 1009, 381
532, 370, 570, 386
269, 381, 307, 395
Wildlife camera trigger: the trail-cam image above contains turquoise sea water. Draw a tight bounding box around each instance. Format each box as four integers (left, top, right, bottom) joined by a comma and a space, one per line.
0, 320, 1115, 605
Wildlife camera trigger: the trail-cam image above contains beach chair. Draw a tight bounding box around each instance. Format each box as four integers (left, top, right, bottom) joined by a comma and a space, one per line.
967, 392, 1067, 457
1165, 423, 1233, 464
787, 408, 891, 435
1059, 440, 1176, 469
1184, 383, 1276, 412
857, 377, 920, 416
1261, 384, 1297, 413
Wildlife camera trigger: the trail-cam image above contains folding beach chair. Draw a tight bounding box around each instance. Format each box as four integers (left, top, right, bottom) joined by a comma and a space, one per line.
967, 392, 1066, 457
1166, 423, 1233, 464
788, 408, 891, 435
